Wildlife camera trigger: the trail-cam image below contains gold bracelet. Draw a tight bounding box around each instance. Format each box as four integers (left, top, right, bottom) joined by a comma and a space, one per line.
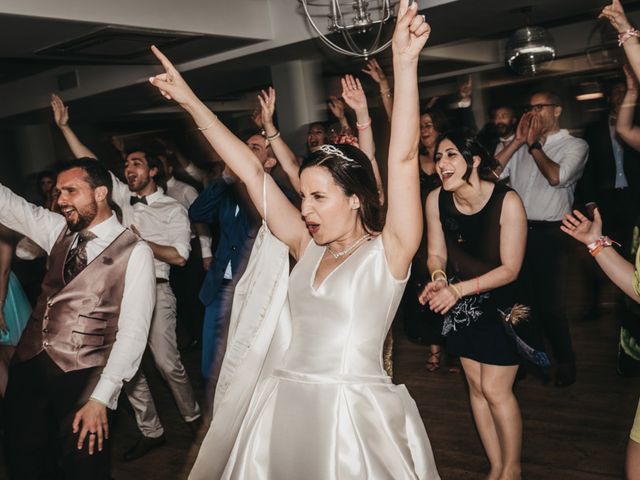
431, 269, 447, 282
449, 283, 463, 300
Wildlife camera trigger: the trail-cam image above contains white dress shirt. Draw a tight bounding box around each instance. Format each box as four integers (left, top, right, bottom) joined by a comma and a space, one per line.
500, 129, 589, 221
495, 134, 515, 156
110, 173, 191, 280
184, 162, 209, 186
166, 176, 198, 210
166, 176, 212, 258
0, 182, 156, 409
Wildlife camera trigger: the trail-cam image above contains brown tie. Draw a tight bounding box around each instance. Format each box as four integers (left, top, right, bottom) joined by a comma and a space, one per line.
63, 231, 97, 283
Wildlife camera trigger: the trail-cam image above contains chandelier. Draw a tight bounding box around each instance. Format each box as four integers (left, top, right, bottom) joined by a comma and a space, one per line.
299, 0, 400, 59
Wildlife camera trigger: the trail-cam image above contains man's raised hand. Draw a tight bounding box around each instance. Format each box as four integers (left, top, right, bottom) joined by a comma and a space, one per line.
51, 94, 69, 128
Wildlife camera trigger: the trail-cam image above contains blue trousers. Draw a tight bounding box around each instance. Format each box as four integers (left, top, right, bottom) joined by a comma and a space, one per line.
202, 281, 235, 380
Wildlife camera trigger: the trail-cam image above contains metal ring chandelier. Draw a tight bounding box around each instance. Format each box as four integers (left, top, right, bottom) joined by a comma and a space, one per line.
299, 0, 401, 59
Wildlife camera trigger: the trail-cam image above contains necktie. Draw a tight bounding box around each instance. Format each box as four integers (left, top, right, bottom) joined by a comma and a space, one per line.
130, 196, 148, 206
63, 231, 97, 283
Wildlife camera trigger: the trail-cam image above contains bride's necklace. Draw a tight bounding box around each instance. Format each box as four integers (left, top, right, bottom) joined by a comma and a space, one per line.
326, 234, 371, 260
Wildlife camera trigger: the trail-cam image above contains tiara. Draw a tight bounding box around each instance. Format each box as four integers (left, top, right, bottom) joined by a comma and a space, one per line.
318, 144, 354, 162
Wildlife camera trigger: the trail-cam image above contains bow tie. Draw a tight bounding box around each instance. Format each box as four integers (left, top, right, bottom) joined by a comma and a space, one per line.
130, 196, 148, 206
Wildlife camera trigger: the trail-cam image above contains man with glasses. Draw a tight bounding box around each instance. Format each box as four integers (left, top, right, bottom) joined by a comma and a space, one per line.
496, 91, 589, 387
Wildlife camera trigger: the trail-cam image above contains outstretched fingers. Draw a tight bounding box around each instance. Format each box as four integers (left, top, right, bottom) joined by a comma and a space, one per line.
151, 45, 177, 74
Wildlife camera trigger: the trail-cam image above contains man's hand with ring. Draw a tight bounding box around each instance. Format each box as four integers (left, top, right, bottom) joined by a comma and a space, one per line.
73, 399, 109, 455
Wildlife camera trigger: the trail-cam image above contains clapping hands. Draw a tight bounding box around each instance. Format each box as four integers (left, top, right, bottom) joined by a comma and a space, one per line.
418, 279, 459, 315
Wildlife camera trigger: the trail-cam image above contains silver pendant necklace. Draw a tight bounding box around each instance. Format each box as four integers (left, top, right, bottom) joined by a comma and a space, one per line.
326, 234, 371, 260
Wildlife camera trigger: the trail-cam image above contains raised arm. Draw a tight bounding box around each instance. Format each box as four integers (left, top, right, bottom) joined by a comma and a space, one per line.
50, 94, 98, 159
340, 75, 382, 197
381, 0, 431, 279
328, 96, 351, 133
257, 87, 301, 192
362, 58, 393, 121
601, 0, 640, 84
616, 66, 640, 150
0, 183, 65, 254
148, 46, 309, 258
562, 208, 640, 302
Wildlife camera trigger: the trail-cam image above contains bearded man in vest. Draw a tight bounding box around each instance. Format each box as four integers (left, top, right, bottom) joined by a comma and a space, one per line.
0, 158, 155, 479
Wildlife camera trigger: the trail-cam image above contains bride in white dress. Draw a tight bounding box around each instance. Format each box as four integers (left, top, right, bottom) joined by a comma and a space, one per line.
148, 2, 439, 478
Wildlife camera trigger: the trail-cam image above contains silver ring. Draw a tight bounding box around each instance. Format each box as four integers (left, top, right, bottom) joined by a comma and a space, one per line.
89, 432, 97, 436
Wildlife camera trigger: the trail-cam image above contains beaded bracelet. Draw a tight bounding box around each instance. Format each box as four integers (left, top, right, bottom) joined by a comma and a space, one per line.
619, 28, 640, 46
356, 118, 372, 131
587, 236, 620, 257
265, 131, 281, 141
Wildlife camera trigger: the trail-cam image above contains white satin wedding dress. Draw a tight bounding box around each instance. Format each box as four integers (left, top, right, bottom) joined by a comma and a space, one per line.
195, 233, 440, 479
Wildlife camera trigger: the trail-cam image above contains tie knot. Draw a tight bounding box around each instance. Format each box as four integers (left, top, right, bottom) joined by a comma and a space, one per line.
78, 231, 97, 245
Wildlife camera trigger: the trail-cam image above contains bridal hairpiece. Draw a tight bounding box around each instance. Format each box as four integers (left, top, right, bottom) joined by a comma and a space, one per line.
319, 144, 354, 163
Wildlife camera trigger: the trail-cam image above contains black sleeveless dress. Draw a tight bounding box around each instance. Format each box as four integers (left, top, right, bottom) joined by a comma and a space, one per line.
438, 182, 520, 366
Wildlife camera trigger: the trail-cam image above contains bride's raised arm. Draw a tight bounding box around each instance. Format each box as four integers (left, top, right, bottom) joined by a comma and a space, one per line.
382, 0, 431, 279
148, 46, 309, 258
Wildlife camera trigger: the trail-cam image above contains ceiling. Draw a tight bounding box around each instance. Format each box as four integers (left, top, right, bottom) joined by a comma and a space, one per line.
2, 0, 640, 126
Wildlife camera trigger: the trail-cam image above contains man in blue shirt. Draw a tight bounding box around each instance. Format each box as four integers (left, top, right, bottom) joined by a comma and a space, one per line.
189, 132, 296, 406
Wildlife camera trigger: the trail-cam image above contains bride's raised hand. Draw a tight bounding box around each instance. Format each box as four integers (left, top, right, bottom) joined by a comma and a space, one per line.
392, 0, 431, 65
148, 45, 199, 107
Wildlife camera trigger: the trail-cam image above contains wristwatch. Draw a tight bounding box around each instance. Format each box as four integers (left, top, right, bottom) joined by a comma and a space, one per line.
528, 141, 542, 154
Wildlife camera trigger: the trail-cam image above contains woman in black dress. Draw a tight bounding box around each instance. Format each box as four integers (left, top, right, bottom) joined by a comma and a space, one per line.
420, 130, 527, 480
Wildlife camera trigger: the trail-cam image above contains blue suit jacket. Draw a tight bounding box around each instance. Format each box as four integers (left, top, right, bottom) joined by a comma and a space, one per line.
189, 178, 259, 306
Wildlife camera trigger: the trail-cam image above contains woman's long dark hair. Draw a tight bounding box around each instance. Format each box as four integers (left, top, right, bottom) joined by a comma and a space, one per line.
434, 129, 500, 184
300, 144, 384, 234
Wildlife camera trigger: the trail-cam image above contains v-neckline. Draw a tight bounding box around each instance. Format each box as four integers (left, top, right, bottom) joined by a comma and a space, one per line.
310, 236, 374, 292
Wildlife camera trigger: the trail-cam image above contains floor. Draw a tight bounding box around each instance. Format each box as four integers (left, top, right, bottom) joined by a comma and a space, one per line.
1, 248, 639, 479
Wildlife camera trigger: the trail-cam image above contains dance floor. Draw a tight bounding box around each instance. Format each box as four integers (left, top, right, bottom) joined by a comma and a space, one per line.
1, 250, 638, 479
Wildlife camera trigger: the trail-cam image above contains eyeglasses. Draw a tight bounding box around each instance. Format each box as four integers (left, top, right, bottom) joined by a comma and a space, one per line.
524, 103, 559, 113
